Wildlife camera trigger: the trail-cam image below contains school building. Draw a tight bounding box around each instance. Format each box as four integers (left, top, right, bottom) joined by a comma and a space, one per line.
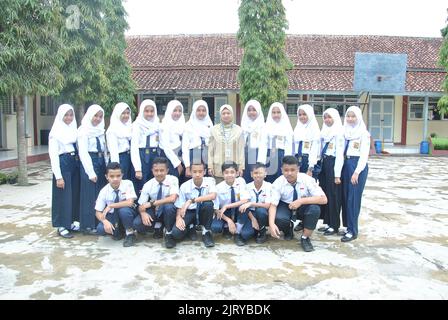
0, 34, 446, 159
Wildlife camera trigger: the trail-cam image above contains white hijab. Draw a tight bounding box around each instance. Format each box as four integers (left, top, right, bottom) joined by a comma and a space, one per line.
321, 108, 343, 142
294, 104, 320, 142
106, 102, 132, 139
162, 99, 185, 134
185, 100, 213, 138
133, 99, 159, 135
49, 104, 78, 145
241, 100, 265, 134
264, 102, 293, 137
77, 104, 105, 138
344, 106, 370, 140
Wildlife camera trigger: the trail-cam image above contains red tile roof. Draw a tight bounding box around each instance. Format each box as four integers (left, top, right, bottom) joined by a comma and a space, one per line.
125, 34, 446, 93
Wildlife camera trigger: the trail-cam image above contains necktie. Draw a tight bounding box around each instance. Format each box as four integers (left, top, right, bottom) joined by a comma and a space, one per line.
292, 183, 298, 202
298, 141, 303, 156
155, 182, 163, 218
145, 134, 151, 163
321, 141, 330, 158
113, 189, 120, 231
96, 137, 102, 153
146, 134, 151, 149
195, 187, 203, 225
114, 189, 120, 203
254, 189, 263, 203
344, 140, 350, 156
230, 186, 236, 221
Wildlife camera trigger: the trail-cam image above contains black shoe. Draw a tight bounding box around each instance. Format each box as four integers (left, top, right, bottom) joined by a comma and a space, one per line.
164, 233, 176, 249
294, 221, 304, 232
112, 230, 124, 241
235, 234, 246, 246
82, 228, 98, 236
202, 231, 215, 247
300, 237, 315, 252
337, 230, 347, 236
187, 226, 198, 241
284, 222, 294, 240
123, 234, 136, 247
255, 228, 267, 244
58, 228, 74, 239
153, 228, 163, 239
318, 226, 329, 232
223, 228, 232, 240
323, 228, 337, 236
341, 233, 357, 242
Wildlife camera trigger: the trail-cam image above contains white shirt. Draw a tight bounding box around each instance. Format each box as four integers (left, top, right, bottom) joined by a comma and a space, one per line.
243, 128, 263, 150
181, 129, 209, 168
94, 180, 137, 213
138, 175, 179, 205
345, 132, 370, 174
216, 177, 250, 209
159, 127, 182, 168
246, 181, 273, 207
322, 134, 345, 178
271, 173, 325, 205
131, 124, 160, 172
293, 137, 320, 168
107, 132, 131, 163
78, 134, 107, 179
48, 138, 76, 180
257, 132, 293, 164
175, 177, 217, 210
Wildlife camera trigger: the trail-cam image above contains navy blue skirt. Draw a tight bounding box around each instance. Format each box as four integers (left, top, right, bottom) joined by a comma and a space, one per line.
265, 148, 285, 183
243, 147, 258, 183
51, 153, 80, 229
135, 147, 159, 194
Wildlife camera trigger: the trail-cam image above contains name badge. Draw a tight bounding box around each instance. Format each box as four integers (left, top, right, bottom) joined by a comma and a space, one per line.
304, 141, 310, 149
155, 135, 159, 142
328, 143, 333, 150
225, 148, 232, 158
251, 132, 258, 140
353, 142, 360, 149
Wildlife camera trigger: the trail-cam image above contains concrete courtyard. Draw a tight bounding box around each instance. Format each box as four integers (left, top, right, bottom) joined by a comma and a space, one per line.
0, 156, 447, 300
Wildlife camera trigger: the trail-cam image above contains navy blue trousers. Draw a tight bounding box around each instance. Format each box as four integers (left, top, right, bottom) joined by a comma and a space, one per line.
171, 201, 214, 240
342, 157, 368, 236
239, 207, 268, 241
97, 207, 137, 236
79, 154, 106, 231
275, 201, 320, 233
51, 153, 80, 229
295, 154, 320, 180
133, 203, 177, 233
243, 147, 258, 183
266, 148, 285, 183
118, 151, 134, 181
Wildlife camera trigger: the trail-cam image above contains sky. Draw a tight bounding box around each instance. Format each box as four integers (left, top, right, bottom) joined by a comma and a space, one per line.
123, 0, 447, 38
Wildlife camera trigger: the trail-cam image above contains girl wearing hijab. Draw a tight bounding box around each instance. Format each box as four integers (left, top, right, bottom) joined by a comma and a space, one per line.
49, 104, 80, 238
131, 99, 160, 194
78, 104, 107, 233
258, 102, 293, 183
341, 106, 370, 242
106, 102, 133, 180
317, 108, 345, 236
208, 104, 245, 183
160, 100, 185, 179
293, 104, 321, 179
182, 100, 213, 178
241, 99, 265, 183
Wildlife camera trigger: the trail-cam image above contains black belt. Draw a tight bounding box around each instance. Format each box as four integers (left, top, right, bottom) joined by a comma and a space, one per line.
119, 150, 130, 155
345, 155, 359, 159
61, 152, 76, 156
323, 154, 335, 159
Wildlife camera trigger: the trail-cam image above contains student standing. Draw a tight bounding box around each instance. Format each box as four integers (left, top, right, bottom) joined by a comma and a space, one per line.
293, 104, 321, 179
106, 102, 133, 180
208, 105, 245, 184
78, 104, 107, 233
241, 99, 265, 183
160, 100, 185, 179
131, 99, 160, 194
258, 102, 293, 183
341, 106, 370, 242
182, 100, 213, 178
49, 104, 80, 238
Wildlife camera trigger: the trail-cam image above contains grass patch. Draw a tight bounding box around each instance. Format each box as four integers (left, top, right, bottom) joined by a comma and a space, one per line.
432, 137, 448, 150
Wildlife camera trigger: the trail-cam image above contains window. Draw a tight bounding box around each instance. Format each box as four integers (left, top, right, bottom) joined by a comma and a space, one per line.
408, 97, 446, 120
285, 94, 301, 115
141, 94, 191, 116
0, 95, 16, 115
309, 94, 358, 116
40, 96, 61, 116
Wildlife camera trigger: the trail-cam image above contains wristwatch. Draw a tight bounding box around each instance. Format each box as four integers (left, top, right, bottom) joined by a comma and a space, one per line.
191, 198, 196, 204
149, 199, 155, 208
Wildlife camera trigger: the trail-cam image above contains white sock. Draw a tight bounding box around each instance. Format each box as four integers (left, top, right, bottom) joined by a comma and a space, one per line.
154, 222, 162, 229
166, 230, 172, 235
202, 229, 210, 235
125, 229, 134, 236
301, 235, 308, 240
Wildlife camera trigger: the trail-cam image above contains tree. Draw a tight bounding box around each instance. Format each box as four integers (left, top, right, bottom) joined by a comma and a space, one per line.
237, 0, 293, 112
438, 9, 448, 117
0, 0, 66, 185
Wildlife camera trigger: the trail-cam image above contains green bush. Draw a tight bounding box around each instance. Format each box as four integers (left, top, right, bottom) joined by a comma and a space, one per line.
0, 171, 18, 184
432, 137, 448, 150
0, 172, 7, 184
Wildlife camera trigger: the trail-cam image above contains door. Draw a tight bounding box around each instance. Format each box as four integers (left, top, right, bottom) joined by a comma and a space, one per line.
202, 97, 215, 123
369, 98, 394, 142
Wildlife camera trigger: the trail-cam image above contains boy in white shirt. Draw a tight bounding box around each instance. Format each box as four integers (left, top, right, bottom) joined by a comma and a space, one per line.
95, 162, 138, 247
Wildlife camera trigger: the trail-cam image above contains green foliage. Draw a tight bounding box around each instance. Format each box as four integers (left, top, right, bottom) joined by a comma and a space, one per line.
431, 137, 448, 150
438, 11, 448, 116
0, 171, 19, 185
237, 0, 293, 112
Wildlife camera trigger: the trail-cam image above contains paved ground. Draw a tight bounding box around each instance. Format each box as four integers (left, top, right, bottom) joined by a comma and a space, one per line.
0, 157, 447, 300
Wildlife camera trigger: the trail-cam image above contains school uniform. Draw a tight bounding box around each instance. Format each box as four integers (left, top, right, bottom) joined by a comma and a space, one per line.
171, 177, 217, 240
258, 102, 293, 183
318, 108, 345, 233
95, 180, 137, 237
78, 104, 107, 231
49, 104, 80, 234
182, 100, 213, 173
159, 100, 185, 179
133, 175, 179, 233
293, 104, 321, 179
243, 180, 272, 240
106, 102, 134, 180
131, 99, 161, 194
241, 100, 265, 183
211, 177, 250, 235
341, 106, 370, 240
271, 174, 324, 237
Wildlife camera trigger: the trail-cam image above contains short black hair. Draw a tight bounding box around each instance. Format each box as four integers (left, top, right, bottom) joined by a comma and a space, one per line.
282, 156, 299, 166
190, 161, 205, 169
106, 162, 122, 174
152, 157, 169, 168
251, 162, 266, 171
221, 161, 238, 173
